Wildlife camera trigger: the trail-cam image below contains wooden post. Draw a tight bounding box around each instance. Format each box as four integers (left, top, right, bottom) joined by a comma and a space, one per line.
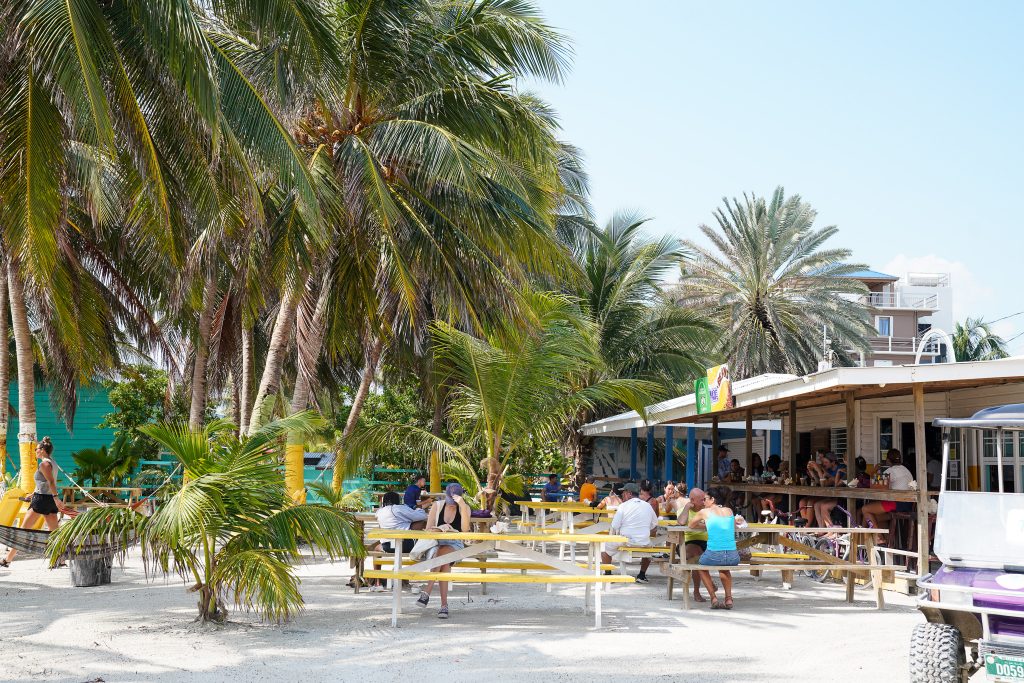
845, 392, 857, 463
788, 401, 798, 513
913, 384, 930, 575
712, 417, 720, 479
745, 410, 753, 473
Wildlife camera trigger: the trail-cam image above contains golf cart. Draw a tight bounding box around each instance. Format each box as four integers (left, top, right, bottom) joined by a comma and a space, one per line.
912, 405, 1024, 683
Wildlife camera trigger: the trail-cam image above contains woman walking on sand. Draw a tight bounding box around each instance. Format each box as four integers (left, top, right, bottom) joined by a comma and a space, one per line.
2, 437, 72, 567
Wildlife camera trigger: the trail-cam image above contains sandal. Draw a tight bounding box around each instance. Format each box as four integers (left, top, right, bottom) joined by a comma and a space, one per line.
710, 598, 723, 609
0, 560, 9, 568
724, 598, 734, 610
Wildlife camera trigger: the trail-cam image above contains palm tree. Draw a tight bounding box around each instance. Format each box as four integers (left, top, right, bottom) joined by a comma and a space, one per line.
349, 291, 660, 513
48, 413, 363, 623
559, 212, 714, 483
0, 257, 8, 478
953, 317, 1009, 362
678, 187, 873, 378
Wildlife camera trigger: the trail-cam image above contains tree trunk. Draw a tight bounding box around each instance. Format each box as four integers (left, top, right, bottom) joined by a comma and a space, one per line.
247, 285, 302, 435
0, 259, 9, 477
188, 276, 218, 431
229, 371, 240, 429
239, 322, 254, 436
566, 431, 594, 490
289, 273, 331, 414
331, 337, 384, 491
428, 389, 445, 493
8, 267, 36, 492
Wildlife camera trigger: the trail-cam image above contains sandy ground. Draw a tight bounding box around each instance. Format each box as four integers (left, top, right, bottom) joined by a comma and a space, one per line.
0, 552, 922, 683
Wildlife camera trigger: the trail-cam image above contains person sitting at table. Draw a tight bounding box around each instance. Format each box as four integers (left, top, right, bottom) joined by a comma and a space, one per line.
542, 474, 563, 502
854, 456, 871, 488
678, 487, 715, 603
860, 449, 915, 537
579, 475, 598, 506
403, 473, 430, 509
370, 491, 429, 591
715, 444, 732, 480
602, 482, 659, 583
657, 481, 684, 515
749, 453, 765, 479
766, 454, 782, 478
639, 479, 661, 516
806, 449, 833, 483
810, 452, 848, 527
596, 484, 624, 510
689, 486, 745, 610
416, 483, 472, 619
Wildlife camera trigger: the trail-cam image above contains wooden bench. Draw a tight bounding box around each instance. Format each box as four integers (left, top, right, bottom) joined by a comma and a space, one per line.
374, 559, 618, 572
661, 561, 900, 609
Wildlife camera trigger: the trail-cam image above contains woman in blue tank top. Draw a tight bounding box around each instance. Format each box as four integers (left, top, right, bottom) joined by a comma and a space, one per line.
687, 486, 745, 609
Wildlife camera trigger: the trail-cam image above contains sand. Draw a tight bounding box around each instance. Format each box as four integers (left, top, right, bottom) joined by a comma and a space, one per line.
0, 553, 921, 683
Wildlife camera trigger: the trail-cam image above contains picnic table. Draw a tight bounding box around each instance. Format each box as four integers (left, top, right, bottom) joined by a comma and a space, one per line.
364, 529, 631, 627
661, 523, 891, 608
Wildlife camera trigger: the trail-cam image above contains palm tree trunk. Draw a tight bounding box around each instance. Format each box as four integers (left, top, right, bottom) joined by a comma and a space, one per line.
331, 337, 384, 491
247, 285, 302, 436
288, 273, 331, 414
428, 390, 445, 493
7, 267, 36, 492
0, 259, 9, 478
188, 276, 218, 431
239, 322, 254, 436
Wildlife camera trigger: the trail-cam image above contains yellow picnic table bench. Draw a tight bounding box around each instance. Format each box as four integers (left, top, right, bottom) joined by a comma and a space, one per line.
365, 529, 630, 627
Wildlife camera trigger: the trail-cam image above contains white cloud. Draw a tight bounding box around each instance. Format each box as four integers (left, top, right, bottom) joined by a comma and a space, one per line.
881, 254, 992, 322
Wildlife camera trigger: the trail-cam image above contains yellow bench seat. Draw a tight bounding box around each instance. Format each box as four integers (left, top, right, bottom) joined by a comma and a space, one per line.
363, 570, 635, 584
374, 559, 618, 571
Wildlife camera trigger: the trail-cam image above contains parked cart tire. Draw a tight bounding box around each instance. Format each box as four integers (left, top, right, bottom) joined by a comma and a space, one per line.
909, 623, 965, 683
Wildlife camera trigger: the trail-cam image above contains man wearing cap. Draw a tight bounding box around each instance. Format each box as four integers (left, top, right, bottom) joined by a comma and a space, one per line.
716, 444, 732, 480
601, 482, 659, 583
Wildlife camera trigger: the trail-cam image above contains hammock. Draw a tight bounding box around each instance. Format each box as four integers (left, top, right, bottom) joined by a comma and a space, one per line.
0, 524, 134, 559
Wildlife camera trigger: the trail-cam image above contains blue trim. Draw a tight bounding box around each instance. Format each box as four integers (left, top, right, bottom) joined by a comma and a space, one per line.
769, 430, 782, 458
686, 427, 697, 490
646, 427, 654, 481
665, 426, 674, 482
629, 428, 638, 479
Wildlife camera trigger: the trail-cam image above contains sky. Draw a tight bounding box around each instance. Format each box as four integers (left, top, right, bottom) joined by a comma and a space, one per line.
531, 0, 1024, 351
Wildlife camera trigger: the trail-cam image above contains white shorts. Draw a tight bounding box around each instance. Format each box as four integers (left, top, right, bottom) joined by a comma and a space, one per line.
605, 537, 651, 554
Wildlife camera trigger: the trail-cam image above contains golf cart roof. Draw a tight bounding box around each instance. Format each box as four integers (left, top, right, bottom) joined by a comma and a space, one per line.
933, 403, 1024, 429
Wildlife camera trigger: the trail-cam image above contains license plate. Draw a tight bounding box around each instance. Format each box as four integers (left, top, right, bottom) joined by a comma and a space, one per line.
987, 654, 1024, 681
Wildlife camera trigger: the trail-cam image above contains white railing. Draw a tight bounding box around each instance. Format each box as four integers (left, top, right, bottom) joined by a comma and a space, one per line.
867, 336, 942, 354
860, 292, 938, 309
903, 272, 950, 287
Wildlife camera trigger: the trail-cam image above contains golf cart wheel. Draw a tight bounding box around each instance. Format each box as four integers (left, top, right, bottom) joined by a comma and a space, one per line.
909, 623, 965, 683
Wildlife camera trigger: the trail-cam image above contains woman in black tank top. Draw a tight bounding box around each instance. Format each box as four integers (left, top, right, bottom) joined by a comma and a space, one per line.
416, 483, 471, 619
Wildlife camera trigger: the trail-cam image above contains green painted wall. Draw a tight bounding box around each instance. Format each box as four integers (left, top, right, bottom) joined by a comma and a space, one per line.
5, 384, 117, 485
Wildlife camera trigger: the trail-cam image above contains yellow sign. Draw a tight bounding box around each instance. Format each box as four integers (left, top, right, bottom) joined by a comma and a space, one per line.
705, 364, 734, 412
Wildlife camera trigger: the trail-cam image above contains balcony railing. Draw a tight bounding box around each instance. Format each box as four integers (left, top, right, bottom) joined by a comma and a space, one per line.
866, 336, 941, 355
860, 292, 938, 309
904, 272, 950, 287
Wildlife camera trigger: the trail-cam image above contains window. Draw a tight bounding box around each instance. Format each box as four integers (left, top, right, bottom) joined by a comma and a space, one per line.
875, 315, 893, 337
830, 428, 847, 459
879, 418, 893, 461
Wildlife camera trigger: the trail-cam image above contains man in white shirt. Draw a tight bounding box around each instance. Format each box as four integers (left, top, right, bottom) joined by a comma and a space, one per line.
369, 491, 429, 591
601, 483, 659, 583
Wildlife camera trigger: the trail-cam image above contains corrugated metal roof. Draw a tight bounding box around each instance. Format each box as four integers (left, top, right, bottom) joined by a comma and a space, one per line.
842, 269, 899, 280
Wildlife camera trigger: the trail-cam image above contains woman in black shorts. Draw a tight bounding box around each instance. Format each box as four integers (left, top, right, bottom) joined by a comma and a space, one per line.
2, 437, 70, 567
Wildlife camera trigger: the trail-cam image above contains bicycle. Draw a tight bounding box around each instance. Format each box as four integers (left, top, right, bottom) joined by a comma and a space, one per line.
801, 504, 882, 589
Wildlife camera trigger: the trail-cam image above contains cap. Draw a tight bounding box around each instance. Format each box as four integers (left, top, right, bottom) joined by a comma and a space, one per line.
623, 482, 640, 494
718, 444, 729, 452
